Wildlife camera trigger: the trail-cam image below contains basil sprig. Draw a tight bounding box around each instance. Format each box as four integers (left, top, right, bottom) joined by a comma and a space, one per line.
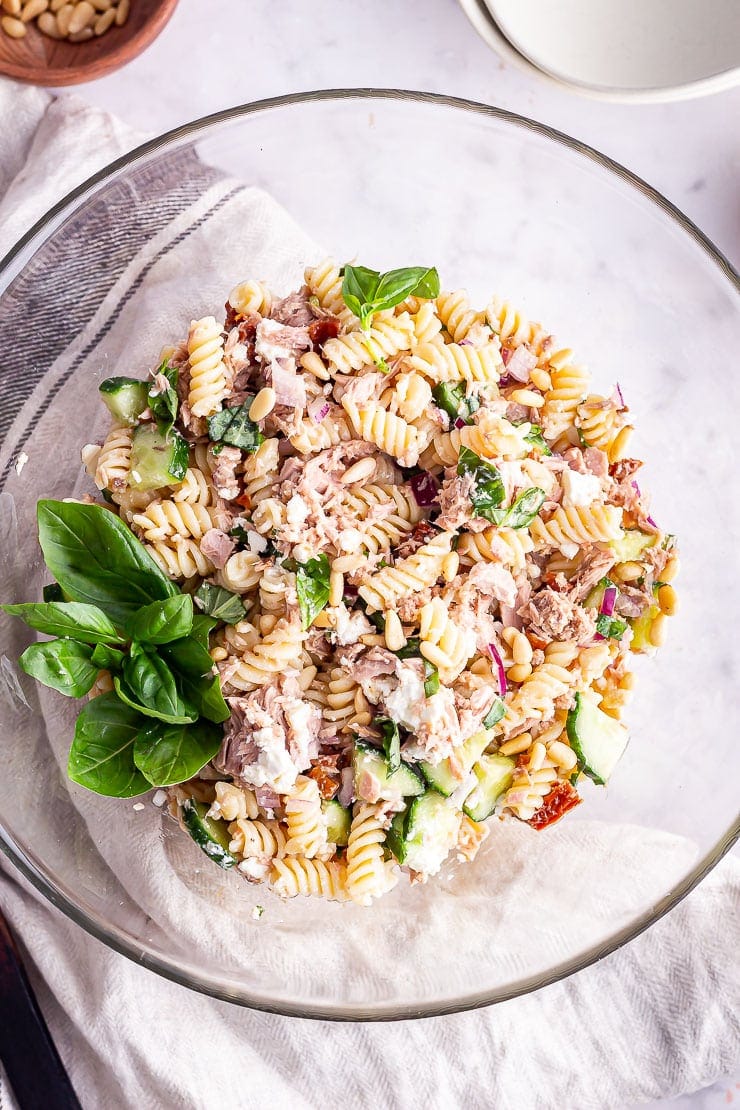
5, 500, 230, 798
432, 383, 479, 425
341, 264, 440, 331
296, 554, 331, 630
207, 399, 263, 452
194, 583, 246, 625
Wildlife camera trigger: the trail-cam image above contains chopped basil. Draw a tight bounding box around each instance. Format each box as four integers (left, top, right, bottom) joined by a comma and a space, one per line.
522, 424, 552, 456
595, 613, 628, 640
423, 662, 440, 698
376, 715, 401, 773
147, 360, 179, 439
296, 554, 331, 630
394, 636, 421, 659
341, 264, 440, 331
194, 583, 247, 625
207, 399, 264, 452
496, 487, 547, 530
482, 697, 506, 728
367, 610, 387, 633
457, 446, 506, 522
432, 383, 479, 425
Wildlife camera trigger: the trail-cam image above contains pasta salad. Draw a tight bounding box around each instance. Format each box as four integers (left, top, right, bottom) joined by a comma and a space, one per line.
3, 260, 678, 906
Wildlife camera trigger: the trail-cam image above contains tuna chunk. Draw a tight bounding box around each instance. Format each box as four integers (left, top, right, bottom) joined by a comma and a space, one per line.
520, 588, 596, 644
270, 289, 315, 328
568, 547, 616, 601
210, 445, 242, 501
436, 472, 476, 531
200, 529, 235, 570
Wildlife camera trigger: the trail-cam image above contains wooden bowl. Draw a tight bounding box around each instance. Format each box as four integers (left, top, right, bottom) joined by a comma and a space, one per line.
0, 0, 178, 85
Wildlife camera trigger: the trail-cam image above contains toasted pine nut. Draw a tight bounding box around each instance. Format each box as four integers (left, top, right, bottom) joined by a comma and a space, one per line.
311, 611, 332, 630
657, 583, 677, 616
21, 0, 48, 20
37, 9, 62, 32
547, 740, 577, 771
509, 388, 544, 408
209, 646, 228, 663
259, 614, 278, 635
529, 368, 551, 392
114, 0, 127, 23
340, 456, 376, 485
297, 665, 317, 691
55, 2, 73, 31
331, 554, 363, 575
1, 12, 25, 32
248, 387, 276, 423
384, 610, 406, 652
649, 613, 667, 647
608, 425, 633, 463
68, 0, 93, 32
328, 569, 343, 608
2, 0, 21, 15
300, 351, 330, 381
507, 662, 532, 684
528, 741, 547, 771
68, 23, 91, 37
93, 5, 113, 31
661, 555, 679, 583
90, 0, 110, 7
441, 551, 459, 582
498, 733, 532, 756
613, 560, 643, 583
512, 631, 533, 666
359, 633, 386, 647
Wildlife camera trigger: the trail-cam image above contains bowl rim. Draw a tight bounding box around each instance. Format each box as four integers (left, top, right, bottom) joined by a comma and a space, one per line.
0, 88, 738, 1021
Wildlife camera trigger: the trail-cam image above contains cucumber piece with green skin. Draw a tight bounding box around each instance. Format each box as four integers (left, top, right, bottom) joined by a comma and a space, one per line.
322, 799, 351, 847
181, 798, 237, 869
462, 753, 515, 821
353, 741, 424, 803
420, 727, 493, 797
129, 423, 189, 490
583, 576, 612, 611
609, 529, 656, 563
99, 377, 149, 425
566, 692, 628, 786
401, 791, 462, 875
629, 600, 660, 653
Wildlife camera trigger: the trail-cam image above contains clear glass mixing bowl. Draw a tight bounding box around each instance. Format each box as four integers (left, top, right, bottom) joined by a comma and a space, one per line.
0, 91, 738, 1020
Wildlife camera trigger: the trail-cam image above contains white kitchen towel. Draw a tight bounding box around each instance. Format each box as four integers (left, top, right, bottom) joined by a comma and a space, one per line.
0, 76, 738, 1110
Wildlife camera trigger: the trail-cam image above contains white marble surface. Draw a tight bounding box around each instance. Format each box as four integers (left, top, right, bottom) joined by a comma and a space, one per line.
40, 1, 738, 1105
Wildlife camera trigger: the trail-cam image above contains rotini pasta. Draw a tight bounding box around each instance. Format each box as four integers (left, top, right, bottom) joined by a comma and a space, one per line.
187, 315, 227, 418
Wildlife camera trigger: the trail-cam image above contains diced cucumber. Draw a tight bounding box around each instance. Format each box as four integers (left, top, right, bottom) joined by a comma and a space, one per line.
353, 741, 424, 804
609, 530, 656, 563
322, 799, 351, 847
420, 727, 493, 797
99, 377, 149, 425
629, 600, 661, 653
129, 423, 189, 490
181, 798, 237, 869
583, 576, 613, 611
462, 753, 515, 820
566, 691, 628, 786
400, 791, 461, 875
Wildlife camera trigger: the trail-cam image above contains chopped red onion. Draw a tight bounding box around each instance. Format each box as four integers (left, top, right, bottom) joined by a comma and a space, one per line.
632, 480, 641, 496
308, 397, 330, 423
646, 514, 658, 528
488, 643, 507, 696
454, 417, 466, 429
504, 345, 537, 382
459, 338, 473, 347
600, 585, 618, 618
501, 346, 513, 366
408, 471, 440, 506
615, 382, 625, 408
498, 374, 514, 388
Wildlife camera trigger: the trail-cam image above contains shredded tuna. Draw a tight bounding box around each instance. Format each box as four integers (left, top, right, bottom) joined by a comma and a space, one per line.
200, 529, 235, 569
270, 289, 315, 328
394, 520, 438, 559
210, 445, 242, 501
337, 371, 385, 407
453, 675, 498, 740
270, 360, 307, 409
614, 584, 652, 618
583, 447, 609, 479
436, 472, 476, 531
255, 318, 312, 365
568, 547, 616, 601
520, 588, 597, 644
610, 458, 642, 483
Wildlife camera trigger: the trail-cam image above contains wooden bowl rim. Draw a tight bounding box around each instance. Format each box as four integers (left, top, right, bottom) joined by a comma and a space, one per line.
0, 0, 178, 85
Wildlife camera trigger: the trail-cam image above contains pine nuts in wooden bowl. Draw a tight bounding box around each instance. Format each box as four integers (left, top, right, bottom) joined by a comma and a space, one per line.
0, 0, 178, 84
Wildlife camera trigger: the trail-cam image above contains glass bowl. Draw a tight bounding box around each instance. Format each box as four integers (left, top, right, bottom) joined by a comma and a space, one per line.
0, 91, 737, 1021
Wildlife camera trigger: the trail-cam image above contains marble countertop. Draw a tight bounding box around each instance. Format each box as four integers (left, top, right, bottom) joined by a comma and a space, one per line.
43, 1, 738, 1105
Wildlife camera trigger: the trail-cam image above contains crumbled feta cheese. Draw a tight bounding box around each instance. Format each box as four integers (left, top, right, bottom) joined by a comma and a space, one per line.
286, 494, 309, 525
152, 789, 168, 807
330, 603, 373, 646
241, 726, 298, 792
383, 665, 457, 739
338, 528, 363, 553
293, 543, 312, 563
255, 318, 294, 364
132, 802, 145, 811
497, 460, 526, 501
282, 698, 315, 768
559, 541, 580, 560
238, 858, 270, 881
246, 530, 268, 554
561, 469, 601, 508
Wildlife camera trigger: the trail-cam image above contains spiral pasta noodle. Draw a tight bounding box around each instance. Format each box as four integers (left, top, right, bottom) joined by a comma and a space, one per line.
187, 315, 227, 418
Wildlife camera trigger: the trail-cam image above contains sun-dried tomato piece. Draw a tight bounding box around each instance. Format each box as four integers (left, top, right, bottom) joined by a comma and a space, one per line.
308, 315, 340, 350
308, 763, 339, 800
527, 780, 582, 830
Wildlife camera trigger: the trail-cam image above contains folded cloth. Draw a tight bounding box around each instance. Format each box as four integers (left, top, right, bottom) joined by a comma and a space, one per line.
0, 76, 738, 1110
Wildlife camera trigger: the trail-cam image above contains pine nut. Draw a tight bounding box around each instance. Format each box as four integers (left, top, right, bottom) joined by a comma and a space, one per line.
90, 0, 110, 7
340, 456, 376, 485
657, 583, 677, 616
114, 0, 127, 23
441, 551, 459, 582
21, 0, 48, 20
661, 555, 679, 583
55, 2, 73, 31
37, 9, 61, 32
507, 662, 532, 684
613, 560, 643, 582
499, 733, 532, 756
328, 569, 344, 608
311, 611, 332, 630
1, 13, 25, 32
529, 368, 551, 392
609, 425, 633, 463
248, 387, 276, 423
528, 741, 547, 771
648, 613, 667, 647
384, 610, 406, 652
547, 740, 577, 771
68, 23, 91, 37
359, 633, 386, 647
331, 554, 363, 575
209, 646, 228, 663
68, 0, 93, 32
509, 388, 544, 408
2, 0, 21, 15
93, 5, 113, 31
512, 631, 533, 666
297, 665, 317, 691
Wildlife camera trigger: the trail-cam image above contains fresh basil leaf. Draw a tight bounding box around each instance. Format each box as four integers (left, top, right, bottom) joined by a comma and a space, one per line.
376, 715, 401, 774
1, 601, 125, 645
522, 424, 552, 456
159, 630, 229, 725
68, 692, 150, 797
365, 609, 386, 633
502, 487, 546, 530
341, 264, 440, 331
19, 639, 98, 698
125, 594, 194, 645
147, 360, 179, 438
37, 500, 177, 625
482, 697, 505, 729
432, 382, 479, 424
457, 446, 506, 522
207, 400, 263, 452
91, 642, 125, 670
340, 265, 381, 324
42, 582, 64, 603
596, 613, 629, 640
394, 636, 421, 659
193, 584, 246, 625
189, 613, 218, 650
116, 649, 198, 724
133, 718, 223, 787
296, 554, 331, 630
423, 662, 440, 698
